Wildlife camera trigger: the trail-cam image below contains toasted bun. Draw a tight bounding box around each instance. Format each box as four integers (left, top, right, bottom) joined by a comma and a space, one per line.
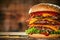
29, 34, 60, 38
28, 3, 60, 38
29, 3, 60, 14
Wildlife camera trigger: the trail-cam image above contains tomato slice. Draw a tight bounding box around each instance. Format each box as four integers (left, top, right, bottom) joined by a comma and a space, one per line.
30, 11, 57, 17
41, 32, 49, 36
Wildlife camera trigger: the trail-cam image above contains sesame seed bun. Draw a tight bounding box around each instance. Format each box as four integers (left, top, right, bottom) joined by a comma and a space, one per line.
29, 3, 60, 14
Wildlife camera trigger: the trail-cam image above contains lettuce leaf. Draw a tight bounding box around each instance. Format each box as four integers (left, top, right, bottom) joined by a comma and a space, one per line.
25, 27, 41, 34
25, 27, 60, 34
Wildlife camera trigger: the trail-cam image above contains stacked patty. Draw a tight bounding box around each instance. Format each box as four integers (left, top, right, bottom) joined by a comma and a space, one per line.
26, 11, 60, 36
25, 3, 60, 38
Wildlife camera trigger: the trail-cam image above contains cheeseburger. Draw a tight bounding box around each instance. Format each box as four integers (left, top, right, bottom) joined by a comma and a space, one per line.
25, 3, 60, 38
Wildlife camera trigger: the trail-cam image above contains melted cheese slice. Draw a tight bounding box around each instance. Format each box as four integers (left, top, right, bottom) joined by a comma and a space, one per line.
42, 25, 58, 31
29, 18, 38, 24
29, 18, 54, 24
30, 24, 58, 31
43, 18, 53, 21
42, 13, 52, 17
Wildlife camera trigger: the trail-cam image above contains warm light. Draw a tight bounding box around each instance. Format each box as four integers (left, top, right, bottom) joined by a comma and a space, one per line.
42, 13, 52, 17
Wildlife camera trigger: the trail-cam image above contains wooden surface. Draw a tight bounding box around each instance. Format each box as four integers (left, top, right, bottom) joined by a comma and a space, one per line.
0, 32, 28, 38
0, 32, 60, 40
0, 32, 27, 35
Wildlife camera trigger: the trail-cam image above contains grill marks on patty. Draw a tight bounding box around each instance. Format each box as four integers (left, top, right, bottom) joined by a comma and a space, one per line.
29, 15, 60, 25
34, 26, 52, 31
34, 19, 60, 25
29, 24, 59, 31
28, 12, 60, 35
31, 26, 53, 34
33, 15, 58, 20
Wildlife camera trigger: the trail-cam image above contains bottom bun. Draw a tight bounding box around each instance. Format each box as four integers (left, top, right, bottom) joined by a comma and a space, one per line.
29, 34, 60, 38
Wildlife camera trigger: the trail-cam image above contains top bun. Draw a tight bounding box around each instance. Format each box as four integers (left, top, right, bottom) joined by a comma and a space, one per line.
29, 3, 60, 14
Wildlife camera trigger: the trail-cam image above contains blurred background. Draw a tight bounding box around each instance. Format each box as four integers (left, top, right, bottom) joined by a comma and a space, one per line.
0, 0, 60, 40
0, 0, 60, 32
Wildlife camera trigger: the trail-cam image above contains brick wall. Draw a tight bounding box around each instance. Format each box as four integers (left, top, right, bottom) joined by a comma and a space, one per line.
0, 0, 60, 32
